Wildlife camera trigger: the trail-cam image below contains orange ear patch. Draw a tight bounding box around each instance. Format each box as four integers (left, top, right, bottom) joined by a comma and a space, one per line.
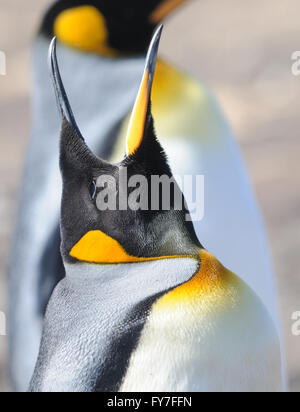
54, 5, 117, 57
70, 230, 193, 264
150, 0, 187, 23
70, 230, 141, 263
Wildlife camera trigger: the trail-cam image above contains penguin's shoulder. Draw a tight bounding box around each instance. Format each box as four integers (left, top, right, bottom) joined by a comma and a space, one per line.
153, 59, 207, 108
150, 249, 273, 326
120, 250, 282, 392
151, 59, 228, 141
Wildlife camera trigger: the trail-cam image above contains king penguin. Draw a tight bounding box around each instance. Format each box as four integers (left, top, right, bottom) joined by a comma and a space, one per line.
9, 0, 284, 391
29, 27, 283, 392
8, 0, 188, 392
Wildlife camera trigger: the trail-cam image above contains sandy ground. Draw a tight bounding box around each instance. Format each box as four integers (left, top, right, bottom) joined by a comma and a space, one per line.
0, 0, 299, 392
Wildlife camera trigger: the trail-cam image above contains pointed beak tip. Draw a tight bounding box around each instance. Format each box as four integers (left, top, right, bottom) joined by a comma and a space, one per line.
47, 34, 84, 140
153, 24, 164, 50
48, 37, 57, 71
145, 24, 164, 77
49, 36, 57, 53
157, 23, 164, 37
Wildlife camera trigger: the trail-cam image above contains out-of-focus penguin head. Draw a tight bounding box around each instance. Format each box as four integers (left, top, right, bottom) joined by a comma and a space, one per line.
49, 26, 200, 265
42, 0, 187, 56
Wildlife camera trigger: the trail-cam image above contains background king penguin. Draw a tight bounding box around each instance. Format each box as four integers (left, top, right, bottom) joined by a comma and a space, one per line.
29, 27, 283, 392
8, 0, 285, 391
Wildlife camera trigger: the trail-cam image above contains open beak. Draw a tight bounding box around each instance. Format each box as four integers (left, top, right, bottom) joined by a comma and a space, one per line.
126, 25, 163, 156
48, 37, 84, 140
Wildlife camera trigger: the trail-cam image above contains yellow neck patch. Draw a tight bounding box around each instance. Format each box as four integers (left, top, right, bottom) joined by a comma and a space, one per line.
54, 5, 117, 57
155, 250, 237, 308
70, 230, 193, 264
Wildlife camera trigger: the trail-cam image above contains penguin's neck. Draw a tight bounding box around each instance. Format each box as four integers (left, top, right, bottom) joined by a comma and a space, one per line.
64, 258, 199, 291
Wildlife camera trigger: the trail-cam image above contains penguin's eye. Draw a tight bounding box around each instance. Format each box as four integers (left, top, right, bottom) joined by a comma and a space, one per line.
89, 180, 97, 200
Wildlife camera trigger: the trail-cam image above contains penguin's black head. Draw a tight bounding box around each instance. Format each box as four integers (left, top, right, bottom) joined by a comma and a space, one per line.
41, 0, 187, 56
50, 27, 200, 265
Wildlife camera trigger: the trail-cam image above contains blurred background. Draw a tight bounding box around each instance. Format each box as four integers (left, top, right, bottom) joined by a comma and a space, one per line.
0, 0, 299, 392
